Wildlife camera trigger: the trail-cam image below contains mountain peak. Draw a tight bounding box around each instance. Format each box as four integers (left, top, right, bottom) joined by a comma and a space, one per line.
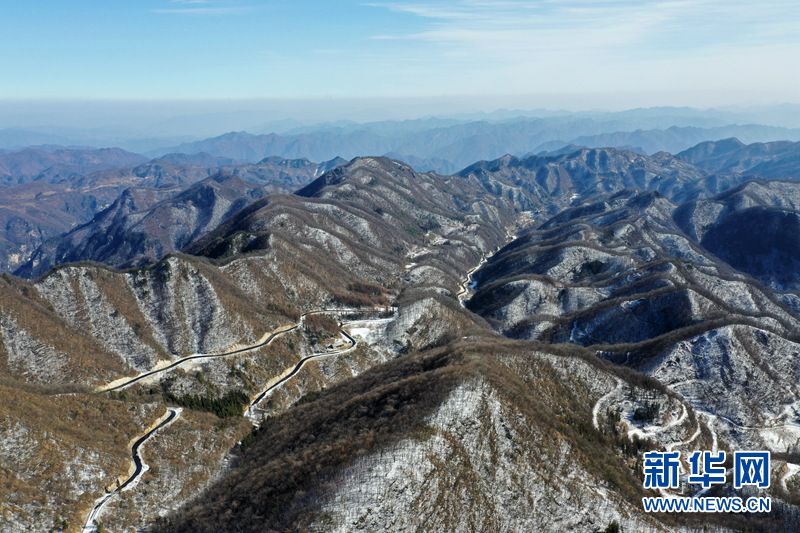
677, 137, 746, 163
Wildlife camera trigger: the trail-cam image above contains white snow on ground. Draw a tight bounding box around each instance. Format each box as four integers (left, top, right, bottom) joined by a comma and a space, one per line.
782, 463, 800, 492
667, 422, 702, 452
244, 309, 398, 427
81, 408, 181, 533
592, 378, 622, 430
311, 380, 669, 532
343, 317, 393, 346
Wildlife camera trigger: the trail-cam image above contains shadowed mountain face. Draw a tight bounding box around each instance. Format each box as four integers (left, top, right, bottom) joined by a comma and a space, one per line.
7, 144, 800, 532
16, 174, 270, 278
674, 180, 800, 291
0, 157, 530, 533
676, 137, 748, 167
679, 138, 800, 179
158, 163, 800, 532
0, 181, 125, 273
0, 157, 527, 389
0, 145, 761, 278
1, 156, 529, 530
455, 147, 744, 218
73, 154, 334, 191
187, 157, 523, 286
701, 207, 800, 290
468, 189, 796, 342
466, 187, 800, 438
458, 148, 709, 204
157, 339, 681, 533
0, 160, 220, 273
2, 156, 341, 275
458, 146, 779, 210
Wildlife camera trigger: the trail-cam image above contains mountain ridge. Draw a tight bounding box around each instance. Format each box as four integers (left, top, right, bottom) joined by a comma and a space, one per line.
4, 139, 800, 532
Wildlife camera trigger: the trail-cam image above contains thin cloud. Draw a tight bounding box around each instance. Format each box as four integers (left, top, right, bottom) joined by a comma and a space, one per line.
368, 0, 800, 56
356, 0, 800, 101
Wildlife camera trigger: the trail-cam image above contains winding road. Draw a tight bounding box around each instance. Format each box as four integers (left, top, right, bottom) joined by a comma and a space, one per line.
592, 381, 800, 500
80, 236, 514, 529
82, 407, 181, 533
782, 463, 800, 492
455, 256, 487, 306
83, 308, 388, 531
455, 233, 513, 306
592, 378, 622, 431
666, 418, 702, 453
101, 325, 299, 392
100, 308, 390, 393
245, 328, 357, 422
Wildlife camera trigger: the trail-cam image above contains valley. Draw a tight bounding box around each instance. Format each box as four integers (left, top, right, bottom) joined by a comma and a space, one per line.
6, 0, 800, 529
3, 136, 800, 532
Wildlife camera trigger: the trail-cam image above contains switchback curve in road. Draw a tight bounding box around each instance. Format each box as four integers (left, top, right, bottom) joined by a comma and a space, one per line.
245, 329, 357, 423
99, 308, 392, 393
81, 407, 181, 533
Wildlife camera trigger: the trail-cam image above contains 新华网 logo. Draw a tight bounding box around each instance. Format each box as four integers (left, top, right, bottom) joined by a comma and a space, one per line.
641, 450, 771, 514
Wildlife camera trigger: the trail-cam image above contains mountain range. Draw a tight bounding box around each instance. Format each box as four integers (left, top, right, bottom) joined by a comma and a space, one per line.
0, 151, 343, 273
156, 122, 800, 175
4, 130, 800, 531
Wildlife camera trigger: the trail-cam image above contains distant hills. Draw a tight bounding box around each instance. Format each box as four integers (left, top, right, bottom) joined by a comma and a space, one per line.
0, 147, 148, 185
0, 152, 343, 272
7, 137, 800, 277
6, 127, 800, 531
155, 121, 800, 175
678, 137, 800, 178
674, 179, 800, 292
4, 128, 800, 278
16, 173, 269, 278
5, 106, 800, 178
6, 102, 800, 151
9, 136, 800, 281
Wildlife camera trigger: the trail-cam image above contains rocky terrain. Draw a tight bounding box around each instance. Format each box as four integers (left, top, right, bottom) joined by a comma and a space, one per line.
18, 174, 273, 277
2, 144, 800, 532
0, 154, 341, 273
0, 147, 148, 186
162, 339, 677, 532
468, 188, 800, 449
674, 180, 800, 291
0, 155, 525, 531
678, 138, 800, 179
457, 147, 709, 214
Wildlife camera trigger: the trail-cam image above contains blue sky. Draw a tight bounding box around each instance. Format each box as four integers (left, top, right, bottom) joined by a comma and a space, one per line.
1, 1, 800, 109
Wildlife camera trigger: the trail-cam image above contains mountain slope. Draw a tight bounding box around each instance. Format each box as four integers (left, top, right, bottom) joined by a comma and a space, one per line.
6, 149, 800, 532
1, 155, 531, 531
0, 147, 148, 185
157, 119, 800, 174
570, 125, 800, 156
678, 138, 800, 178
457, 147, 715, 215
466, 188, 800, 449
158, 340, 687, 532
188, 157, 525, 299
1, 155, 339, 275
17, 173, 270, 278
674, 180, 800, 292
0, 180, 130, 273
156, 163, 800, 532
